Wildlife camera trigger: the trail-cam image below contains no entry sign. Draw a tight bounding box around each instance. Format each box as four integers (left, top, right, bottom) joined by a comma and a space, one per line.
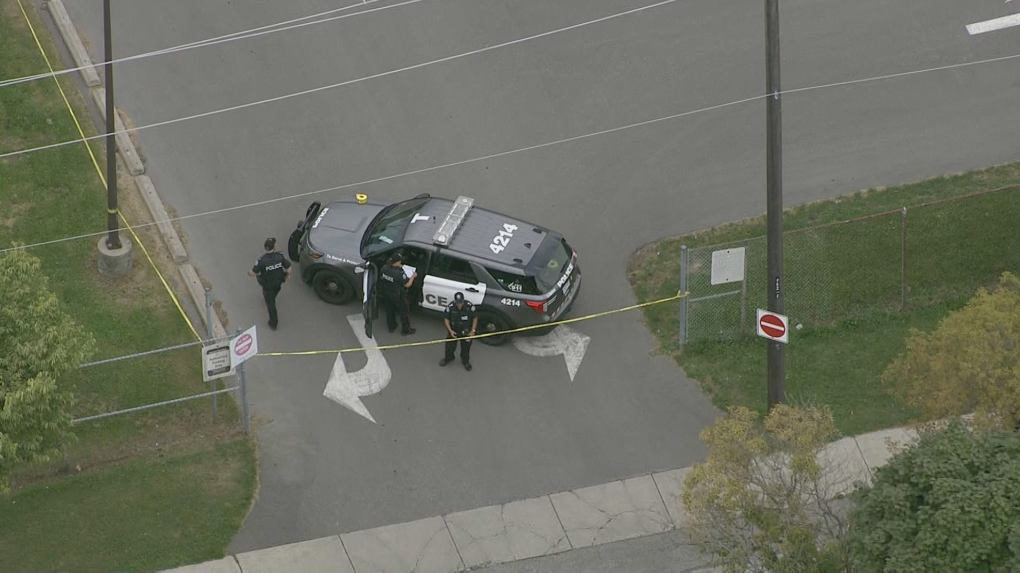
231, 325, 259, 367
756, 309, 789, 344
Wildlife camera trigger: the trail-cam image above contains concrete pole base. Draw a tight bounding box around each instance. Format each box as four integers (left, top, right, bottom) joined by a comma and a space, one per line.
97, 235, 133, 277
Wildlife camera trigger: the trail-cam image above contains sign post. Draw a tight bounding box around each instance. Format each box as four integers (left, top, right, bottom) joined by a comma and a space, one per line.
202, 341, 232, 419
231, 326, 258, 434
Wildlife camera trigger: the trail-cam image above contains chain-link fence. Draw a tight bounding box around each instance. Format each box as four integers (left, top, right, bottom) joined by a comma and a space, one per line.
680, 186, 1020, 344
10, 336, 251, 486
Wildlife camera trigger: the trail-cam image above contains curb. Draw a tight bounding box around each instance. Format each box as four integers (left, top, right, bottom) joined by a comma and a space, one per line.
180, 263, 227, 341
91, 89, 145, 175
43, 0, 100, 87
45, 0, 227, 342
135, 174, 188, 263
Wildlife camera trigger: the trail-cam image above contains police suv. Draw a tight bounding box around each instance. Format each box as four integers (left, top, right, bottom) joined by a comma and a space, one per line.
287, 193, 581, 346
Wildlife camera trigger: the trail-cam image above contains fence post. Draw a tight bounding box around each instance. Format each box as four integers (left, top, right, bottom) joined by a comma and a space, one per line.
679, 245, 689, 347
234, 327, 251, 435
204, 288, 213, 339
900, 207, 907, 309
205, 288, 218, 419
60, 429, 73, 473
740, 240, 749, 335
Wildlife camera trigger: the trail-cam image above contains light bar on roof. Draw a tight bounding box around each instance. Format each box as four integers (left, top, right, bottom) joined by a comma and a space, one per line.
433, 196, 474, 246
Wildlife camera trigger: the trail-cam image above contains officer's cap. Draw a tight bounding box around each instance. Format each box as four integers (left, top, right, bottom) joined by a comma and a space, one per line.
454, 292, 465, 303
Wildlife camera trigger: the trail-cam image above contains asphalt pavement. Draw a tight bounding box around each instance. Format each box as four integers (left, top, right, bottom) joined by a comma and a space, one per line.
53, 0, 1020, 555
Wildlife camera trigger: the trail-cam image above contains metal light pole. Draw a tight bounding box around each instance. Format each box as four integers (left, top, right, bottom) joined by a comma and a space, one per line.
104, 0, 121, 249
765, 0, 785, 409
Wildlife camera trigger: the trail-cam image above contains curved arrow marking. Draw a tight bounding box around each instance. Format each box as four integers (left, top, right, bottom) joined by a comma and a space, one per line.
323, 314, 391, 423
512, 325, 590, 382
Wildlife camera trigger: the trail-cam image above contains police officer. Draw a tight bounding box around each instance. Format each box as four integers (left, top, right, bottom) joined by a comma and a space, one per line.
248, 237, 291, 330
440, 292, 478, 371
379, 253, 416, 335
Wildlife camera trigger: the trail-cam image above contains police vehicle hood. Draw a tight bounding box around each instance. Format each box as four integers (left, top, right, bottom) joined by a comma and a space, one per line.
307, 196, 389, 264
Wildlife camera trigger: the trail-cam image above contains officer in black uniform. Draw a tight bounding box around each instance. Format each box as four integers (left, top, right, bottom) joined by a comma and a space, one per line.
379, 253, 416, 335
440, 292, 478, 371
248, 237, 291, 330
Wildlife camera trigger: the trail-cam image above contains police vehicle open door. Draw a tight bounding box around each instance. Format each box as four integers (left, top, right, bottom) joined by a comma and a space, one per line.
361, 261, 379, 338
288, 201, 322, 262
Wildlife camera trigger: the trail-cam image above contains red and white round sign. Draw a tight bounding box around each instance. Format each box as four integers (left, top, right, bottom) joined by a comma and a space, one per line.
234, 334, 253, 356
756, 310, 789, 343
231, 326, 260, 366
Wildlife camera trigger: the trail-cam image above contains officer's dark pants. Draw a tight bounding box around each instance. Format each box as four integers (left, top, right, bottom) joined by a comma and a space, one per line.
383, 294, 412, 333
262, 283, 282, 327
444, 333, 472, 364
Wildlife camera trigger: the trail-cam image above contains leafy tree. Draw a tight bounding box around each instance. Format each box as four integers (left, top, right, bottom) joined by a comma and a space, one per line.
0, 248, 95, 491
882, 272, 1020, 432
682, 404, 854, 573
849, 421, 1020, 571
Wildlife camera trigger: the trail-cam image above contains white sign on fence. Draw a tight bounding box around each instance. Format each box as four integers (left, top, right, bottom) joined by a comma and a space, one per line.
711, 247, 746, 285
202, 342, 235, 382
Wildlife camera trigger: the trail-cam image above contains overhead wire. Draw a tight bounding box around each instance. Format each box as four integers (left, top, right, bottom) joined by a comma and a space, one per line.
3, 7, 1019, 163
12, 0, 203, 341
5, 0, 1017, 362
1, 8, 1018, 255
0, 0, 682, 161
3, 46, 1020, 256
0, 0, 425, 89
0, 93, 761, 256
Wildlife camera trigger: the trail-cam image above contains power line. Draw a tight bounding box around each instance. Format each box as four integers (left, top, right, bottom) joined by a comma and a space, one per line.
0, 0, 681, 161
2, 49, 1019, 256
0, 95, 760, 255
0, 0, 425, 89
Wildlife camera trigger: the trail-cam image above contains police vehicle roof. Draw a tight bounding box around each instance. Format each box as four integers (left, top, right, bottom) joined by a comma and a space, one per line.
401, 198, 552, 269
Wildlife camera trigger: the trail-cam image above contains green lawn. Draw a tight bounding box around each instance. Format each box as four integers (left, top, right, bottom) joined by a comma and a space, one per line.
1, 2, 256, 569
629, 163, 1020, 435
1, 0, 241, 473
0, 439, 257, 573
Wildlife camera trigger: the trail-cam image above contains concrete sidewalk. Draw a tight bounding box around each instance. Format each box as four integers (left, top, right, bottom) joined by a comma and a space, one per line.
165, 427, 917, 573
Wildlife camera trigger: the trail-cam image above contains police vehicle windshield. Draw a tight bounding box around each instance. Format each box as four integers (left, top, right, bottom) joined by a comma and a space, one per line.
362, 197, 431, 258
529, 236, 574, 293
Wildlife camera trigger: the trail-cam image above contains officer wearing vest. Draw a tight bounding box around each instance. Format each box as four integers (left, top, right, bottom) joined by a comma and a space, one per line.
440, 292, 478, 371
379, 253, 416, 335
248, 237, 291, 330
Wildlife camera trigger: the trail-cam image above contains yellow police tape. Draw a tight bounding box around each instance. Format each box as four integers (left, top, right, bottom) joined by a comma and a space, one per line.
258, 290, 689, 357
17, 0, 203, 342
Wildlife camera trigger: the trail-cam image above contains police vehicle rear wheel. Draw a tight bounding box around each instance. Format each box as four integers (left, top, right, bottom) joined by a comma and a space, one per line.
312, 271, 354, 305
476, 311, 510, 346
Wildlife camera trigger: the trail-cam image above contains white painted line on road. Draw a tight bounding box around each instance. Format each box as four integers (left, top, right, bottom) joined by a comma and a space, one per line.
967, 13, 1020, 35
323, 314, 391, 423
513, 325, 590, 382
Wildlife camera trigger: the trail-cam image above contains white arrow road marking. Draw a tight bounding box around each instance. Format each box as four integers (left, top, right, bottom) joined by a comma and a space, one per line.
512, 325, 591, 382
323, 314, 391, 423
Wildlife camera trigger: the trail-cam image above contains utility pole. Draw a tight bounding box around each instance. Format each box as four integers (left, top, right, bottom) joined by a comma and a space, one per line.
765, 0, 785, 409
104, 0, 120, 249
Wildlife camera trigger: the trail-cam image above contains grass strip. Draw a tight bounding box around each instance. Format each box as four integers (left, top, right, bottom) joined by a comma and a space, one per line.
629, 163, 1020, 434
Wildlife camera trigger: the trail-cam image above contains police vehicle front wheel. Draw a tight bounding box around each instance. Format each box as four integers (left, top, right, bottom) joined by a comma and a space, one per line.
312, 271, 355, 305
476, 311, 510, 346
